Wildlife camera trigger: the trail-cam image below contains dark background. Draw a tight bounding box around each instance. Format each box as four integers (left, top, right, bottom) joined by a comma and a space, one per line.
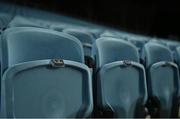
1, 0, 180, 39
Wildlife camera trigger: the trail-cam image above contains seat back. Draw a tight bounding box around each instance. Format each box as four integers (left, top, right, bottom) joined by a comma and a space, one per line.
166, 40, 180, 51
8, 16, 47, 28
94, 37, 139, 69
2, 59, 93, 118
142, 42, 173, 68
1, 27, 84, 73
142, 42, 180, 117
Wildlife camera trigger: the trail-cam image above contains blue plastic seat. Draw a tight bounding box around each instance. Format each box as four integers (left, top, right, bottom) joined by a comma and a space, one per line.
7, 16, 48, 28
1, 27, 93, 117
166, 40, 180, 51
94, 37, 148, 117
1, 27, 84, 73
2, 59, 93, 118
142, 42, 180, 117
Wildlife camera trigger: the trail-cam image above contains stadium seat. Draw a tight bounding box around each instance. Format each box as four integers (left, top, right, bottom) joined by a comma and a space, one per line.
142, 42, 180, 117
94, 37, 148, 118
7, 16, 48, 28
1, 27, 93, 117
165, 40, 180, 51
63, 28, 95, 67
1, 27, 84, 73
2, 59, 93, 118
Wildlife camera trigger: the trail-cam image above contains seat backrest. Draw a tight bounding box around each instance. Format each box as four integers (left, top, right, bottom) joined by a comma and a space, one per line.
63, 28, 95, 44
8, 16, 47, 28
166, 40, 180, 51
2, 59, 93, 118
142, 42, 173, 68
1, 27, 84, 73
94, 37, 139, 69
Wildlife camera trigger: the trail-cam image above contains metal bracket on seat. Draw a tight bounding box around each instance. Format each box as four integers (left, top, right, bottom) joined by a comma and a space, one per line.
120, 60, 132, 68
50, 58, 65, 68
123, 60, 132, 66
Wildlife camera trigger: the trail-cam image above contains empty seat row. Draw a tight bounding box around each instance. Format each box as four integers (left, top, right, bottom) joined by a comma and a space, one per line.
1, 16, 180, 66
0, 15, 180, 118
1, 15, 101, 67
94, 37, 179, 118
100, 31, 180, 61
0, 27, 180, 118
7, 16, 49, 28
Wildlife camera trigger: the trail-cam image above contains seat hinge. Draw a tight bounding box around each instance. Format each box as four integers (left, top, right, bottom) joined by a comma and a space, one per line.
121, 60, 132, 67
123, 60, 132, 65
50, 58, 65, 68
